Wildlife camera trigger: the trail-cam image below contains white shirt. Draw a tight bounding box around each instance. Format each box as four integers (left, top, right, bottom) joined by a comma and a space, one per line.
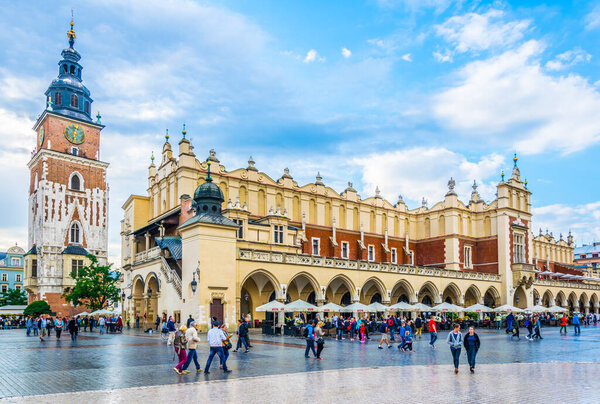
207, 327, 226, 347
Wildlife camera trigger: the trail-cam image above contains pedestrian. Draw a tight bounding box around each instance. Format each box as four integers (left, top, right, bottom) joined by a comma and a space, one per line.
173, 325, 188, 374
414, 316, 423, 339
525, 316, 533, 340
463, 326, 481, 373
219, 324, 233, 369
315, 321, 325, 360
46, 317, 53, 336
349, 318, 356, 341
26, 317, 32, 336
506, 313, 514, 334
99, 316, 106, 335
359, 319, 366, 343
55, 317, 64, 340
39, 316, 47, 342
446, 323, 463, 374
181, 322, 202, 374
401, 330, 414, 352
68, 317, 78, 341
534, 316, 543, 340
304, 320, 317, 358
204, 321, 231, 374
428, 315, 438, 348
572, 313, 581, 335
233, 319, 249, 353
559, 314, 567, 334
167, 316, 176, 345
495, 314, 502, 330
378, 320, 390, 349
336, 316, 344, 340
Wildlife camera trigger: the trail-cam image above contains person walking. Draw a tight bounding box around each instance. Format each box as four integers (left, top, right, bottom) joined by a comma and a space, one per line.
55, 317, 64, 340
204, 321, 231, 374
572, 313, 581, 335
533, 316, 543, 340
155, 315, 160, 331
32, 317, 39, 336
304, 320, 317, 358
525, 316, 534, 340
173, 325, 188, 374
39, 316, 47, 342
414, 316, 423, 339
68, 317, 78, 341
26, 317, 32, 336
506, 313, 514, 334
495, 314, 502, 330
46, 317, 53, 337
219, 324, 233, 369
446, 323, 463, 374
166, 316, 176, 345
463, 326, 481, 373
98, 316, 106, 335
428, 316, 438, 349
336, 316, 344, 340
181, 322, 202, 374
315, 321, 325, 360
378, 321, 390, 349
559, 314, 568, 334
233, 319, 249, 353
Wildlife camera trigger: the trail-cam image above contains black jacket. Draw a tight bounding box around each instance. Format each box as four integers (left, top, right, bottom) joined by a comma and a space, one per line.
463, 332, 480, 351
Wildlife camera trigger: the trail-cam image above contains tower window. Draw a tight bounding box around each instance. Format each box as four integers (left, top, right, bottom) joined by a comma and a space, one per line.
70, 65, 75, 74
63, 65, 68, 73
55, 92, 62, 105
31, 259, 37, 277
70, 173, 81, 190
70, 222, 81, 244
84, 101, 90, 114
71, 94, 78, 108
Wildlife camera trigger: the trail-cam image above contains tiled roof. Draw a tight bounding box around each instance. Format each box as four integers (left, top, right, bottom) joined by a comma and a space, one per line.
25, 245, 37, 256
62, 245, 90, 256
574, 243, 600, 257
0, 253, 6, 261
154, 236, 182, 260
178, 213, 239, 230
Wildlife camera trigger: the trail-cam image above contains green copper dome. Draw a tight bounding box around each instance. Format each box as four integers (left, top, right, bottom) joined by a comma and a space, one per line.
191, 161, 223, 215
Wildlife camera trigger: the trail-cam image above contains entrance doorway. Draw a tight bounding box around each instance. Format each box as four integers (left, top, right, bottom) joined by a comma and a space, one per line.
210, 299, 224, 324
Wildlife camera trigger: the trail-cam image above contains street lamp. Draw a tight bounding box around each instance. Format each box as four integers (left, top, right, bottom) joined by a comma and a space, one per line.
191, 274, 197, 293
121, 292, 126, 300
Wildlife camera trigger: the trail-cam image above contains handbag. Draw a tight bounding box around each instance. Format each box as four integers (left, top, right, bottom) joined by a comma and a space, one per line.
317, 338, 324, 344
224, 341, 233, 350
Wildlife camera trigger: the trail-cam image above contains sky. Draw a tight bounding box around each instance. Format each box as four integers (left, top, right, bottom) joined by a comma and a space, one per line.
1, 0, 600, 265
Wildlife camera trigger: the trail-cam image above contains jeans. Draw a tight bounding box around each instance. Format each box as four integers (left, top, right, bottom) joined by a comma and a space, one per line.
560, 325, 567, 334
574, 324, 581, 334
26, 326, 31, 336
305, 339, 317, 357
451, 348, 461, 369
70, 332, 77, 341
390, 327, 395, 341
430, 332, 437, 346
175, 347, 187, 371
337, 329, 343, 340
316, 341, 324, 358
205, 347, 228, 371
220, 347, 230, 365
100, 325, 105, 335
33, 327, 38, 336
56, 329, 62, 339
496, 320, 501, 330
235, 336, 249, 351
182, 348, 201, 370
466, 347, 477, 368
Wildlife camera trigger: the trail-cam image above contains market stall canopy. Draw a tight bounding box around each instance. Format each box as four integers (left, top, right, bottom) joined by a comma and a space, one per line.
431, 302, 464, 312
0, 305, 26, 315
339, 302, 371, 313
524, 305, 549, 313
318, 302, 343, 312
283, 299, 318, 312
493, 304, 524, 313
255, 300, 285, 312
411, 303, 433, 312
389, 301, 416, 311
367, 302, 389, 312
547, 305, 568, 313
463, 303, 494, 313
75, 311, 91, 317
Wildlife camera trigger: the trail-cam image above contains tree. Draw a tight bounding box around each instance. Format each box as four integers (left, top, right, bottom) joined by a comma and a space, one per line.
63, 254, 121, 311
0, 288, 28, 306
23, 300, 51, 317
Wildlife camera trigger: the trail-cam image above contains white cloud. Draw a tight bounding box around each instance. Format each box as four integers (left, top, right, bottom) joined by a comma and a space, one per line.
435, 9, 531, 53
353, 147, 504, 206
545, 49, 592, 71
401, 53, 412, 62
341, 47, 352, 58
433, 40, 600, 154
533, 202, 600, 247
586, 5, 600, 30
304, 49, 324, 63
433, 50, 453, 63
0, 227, 27, 252
0, 70, 45, 102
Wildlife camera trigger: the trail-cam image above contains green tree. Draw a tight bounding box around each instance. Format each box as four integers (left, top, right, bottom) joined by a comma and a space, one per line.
23, 300, 51, 317
0, 288, 28, 306
63, 254, 121, 311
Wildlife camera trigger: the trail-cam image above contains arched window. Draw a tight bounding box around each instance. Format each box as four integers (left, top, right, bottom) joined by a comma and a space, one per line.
70, 65, 75, 74
84, 101, 90, 114
63, 65, 68, 73
70, 222, 81, 244
71, 94, 78, 108
69, 173, 81, 191
55, 92, 62, 105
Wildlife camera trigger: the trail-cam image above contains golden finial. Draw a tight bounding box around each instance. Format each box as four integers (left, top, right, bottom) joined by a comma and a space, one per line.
67, 8, 76, 48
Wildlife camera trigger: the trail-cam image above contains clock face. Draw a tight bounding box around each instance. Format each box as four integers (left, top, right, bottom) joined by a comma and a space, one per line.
38, 127, 45, 146
64, 123, 85, 145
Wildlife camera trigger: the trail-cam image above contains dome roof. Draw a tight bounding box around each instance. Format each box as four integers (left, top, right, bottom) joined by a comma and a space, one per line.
193, 181, 223, 203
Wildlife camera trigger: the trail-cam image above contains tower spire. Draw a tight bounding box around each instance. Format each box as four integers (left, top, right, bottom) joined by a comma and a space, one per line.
67, 9, 76, 49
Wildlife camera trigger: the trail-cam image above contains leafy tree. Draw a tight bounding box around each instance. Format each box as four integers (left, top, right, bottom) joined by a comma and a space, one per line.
23, 300, 51, 317
0, 288, 28, 306
63, 254, 121, 311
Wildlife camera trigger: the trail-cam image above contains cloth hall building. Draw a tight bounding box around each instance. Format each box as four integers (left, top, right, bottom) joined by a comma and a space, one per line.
120, 131, 600, 330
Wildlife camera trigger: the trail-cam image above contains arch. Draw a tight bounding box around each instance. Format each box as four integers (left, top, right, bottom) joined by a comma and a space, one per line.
240, 269, 281, 323
219, 182, 228, 207
55, 92, 62, 105
458, 214, 463, 234
325, 202, 332, 226
275, 193, 284, 212
484, 216, 491, 236
391, 279, 416, 304
381, 213, 387, 234
541, 290, 554, 307
69, 221, 81, 244
145, 271, 160, 293
361, 277, 387, 304
424, 217, 431, 238
394, 216, 400, 237
556, 291, 567, 307
70, 94, 78, 108
590, 293, 599, 313
483, 286, 500, 308
69, 172, 83, 191
84, 101, 90, 114
339, 204, 346, 228
369, 210, 376, 232
568, 291, 578, 312
579, 292, 589, 313
238, 186, 248, 206
533, 289, 540, 306
293, 196, 300, 221
132, 275, 145, 294
144, 273, 160, 321
464, 284, 482, 306
513, 285, 527, 309
70, 65, 75, 74
418, 281, 440, 304
240, 269, 281, 293
309, 199, 317, 224
258, 189, 266, 216
438, 215, 445, 236
442, 282, 461, 304
353, 207, 359, 230
325, 274, 356, 305
287, 272, 320, 302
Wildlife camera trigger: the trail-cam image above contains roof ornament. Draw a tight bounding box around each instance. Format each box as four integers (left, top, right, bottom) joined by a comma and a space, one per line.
470, 180, 481, 203
165, 129, 170, 142
511, 153, 521, 181
397, 194, 404, 205
46, 96, 53, 111
205, 159, 213, 182
375, 186, 382, 199
524, 178, 528, 189
421, 197, 427, 208
208, 149, 220, 163
501, 169, 505, 182
315, 172, 324, 186
67, 9, 76, 49
345, 181, 356, 192
282, 167, 293, 179
150, 151, 155, 164
96, 111, 102, 125
567, 230, 574, 244
247, 156, 258, 172
181, 123, 187, 139
446, 177, 456, 196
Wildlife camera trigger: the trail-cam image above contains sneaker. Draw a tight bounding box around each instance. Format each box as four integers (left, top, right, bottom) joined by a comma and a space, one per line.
305, 356, 310, 358
223, 370, 232, 373
173, 368, 181, 375
470, 367, 474, 373
197, 369, 203, 373
219, 365, 223, 369
317, 357, 322, 360
244, 350, 249, 353
181, 370, 190, 374
378, 346, 383, 349
204, 371, 210, 374
388, 345, 392, 349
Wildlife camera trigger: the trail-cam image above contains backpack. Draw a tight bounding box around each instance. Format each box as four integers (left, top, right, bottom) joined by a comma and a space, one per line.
303, 327, 309, 338
387, 318, 394, 327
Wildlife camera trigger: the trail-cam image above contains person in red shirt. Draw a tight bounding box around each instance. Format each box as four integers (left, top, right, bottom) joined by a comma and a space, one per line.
428, 315, 438, 348
560, 314, 568, 335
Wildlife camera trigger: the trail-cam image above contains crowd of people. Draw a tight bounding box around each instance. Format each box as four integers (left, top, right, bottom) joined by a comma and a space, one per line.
23, 314, 123, 341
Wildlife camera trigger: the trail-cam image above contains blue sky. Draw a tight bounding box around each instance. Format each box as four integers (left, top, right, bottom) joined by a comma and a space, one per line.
1, 0, 600, 263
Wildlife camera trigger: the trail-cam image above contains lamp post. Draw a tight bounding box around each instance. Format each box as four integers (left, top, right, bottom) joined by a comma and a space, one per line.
191, 260, 200, 294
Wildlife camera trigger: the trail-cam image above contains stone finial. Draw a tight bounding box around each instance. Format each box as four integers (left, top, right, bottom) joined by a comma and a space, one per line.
315, 172, 324, 186
421, 197, 427, 208
181, 123, 187, 139
446, 177, 456, 196
375, 186, 382, 199
96, 111, 102, 125
234, 196, 241, 209
242, 201, 248, 211
560, 233, 564, 241
150, 151, 155, 165
346, 182, 356, 192
276, 204, 282, 215
567, 230, 574, 245
208, 149, 220, 163
539, 228, 543, 236
227, 198, 233, 209
470, 180, 480, 203
165, 129, 170, 142
397, 194, 404, 205
247, 156, 258, 172
282, 167, 293, 179
511, 153, 521, 181
501, 170, 505, 182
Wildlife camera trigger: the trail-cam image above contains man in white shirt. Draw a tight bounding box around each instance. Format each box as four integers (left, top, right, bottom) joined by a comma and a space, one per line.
204, 321, 231, 374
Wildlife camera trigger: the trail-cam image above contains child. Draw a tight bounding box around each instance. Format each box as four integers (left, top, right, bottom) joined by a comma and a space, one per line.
359, 321, 366, 343
402, 330, 414, 352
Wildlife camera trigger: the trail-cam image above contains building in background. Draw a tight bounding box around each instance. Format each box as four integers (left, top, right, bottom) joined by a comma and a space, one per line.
23, 20, 109, 316
0, 245, 25, 293
574, 242, 600, 276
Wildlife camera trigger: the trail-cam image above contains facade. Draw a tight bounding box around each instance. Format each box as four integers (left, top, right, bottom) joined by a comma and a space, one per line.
574, 242, 600, 276
23, 21, 109, 316
121, 132, 600, 330
0, 245, 25, 293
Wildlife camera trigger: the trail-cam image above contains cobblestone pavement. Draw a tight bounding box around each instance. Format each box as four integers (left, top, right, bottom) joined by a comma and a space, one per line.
1, 326, 600, 402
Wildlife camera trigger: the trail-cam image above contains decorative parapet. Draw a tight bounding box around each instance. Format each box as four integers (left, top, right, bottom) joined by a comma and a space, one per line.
512, 263, 536, 289
534, 278, 600, 291
134, 246, 161, 264
238, 249, 502, 282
